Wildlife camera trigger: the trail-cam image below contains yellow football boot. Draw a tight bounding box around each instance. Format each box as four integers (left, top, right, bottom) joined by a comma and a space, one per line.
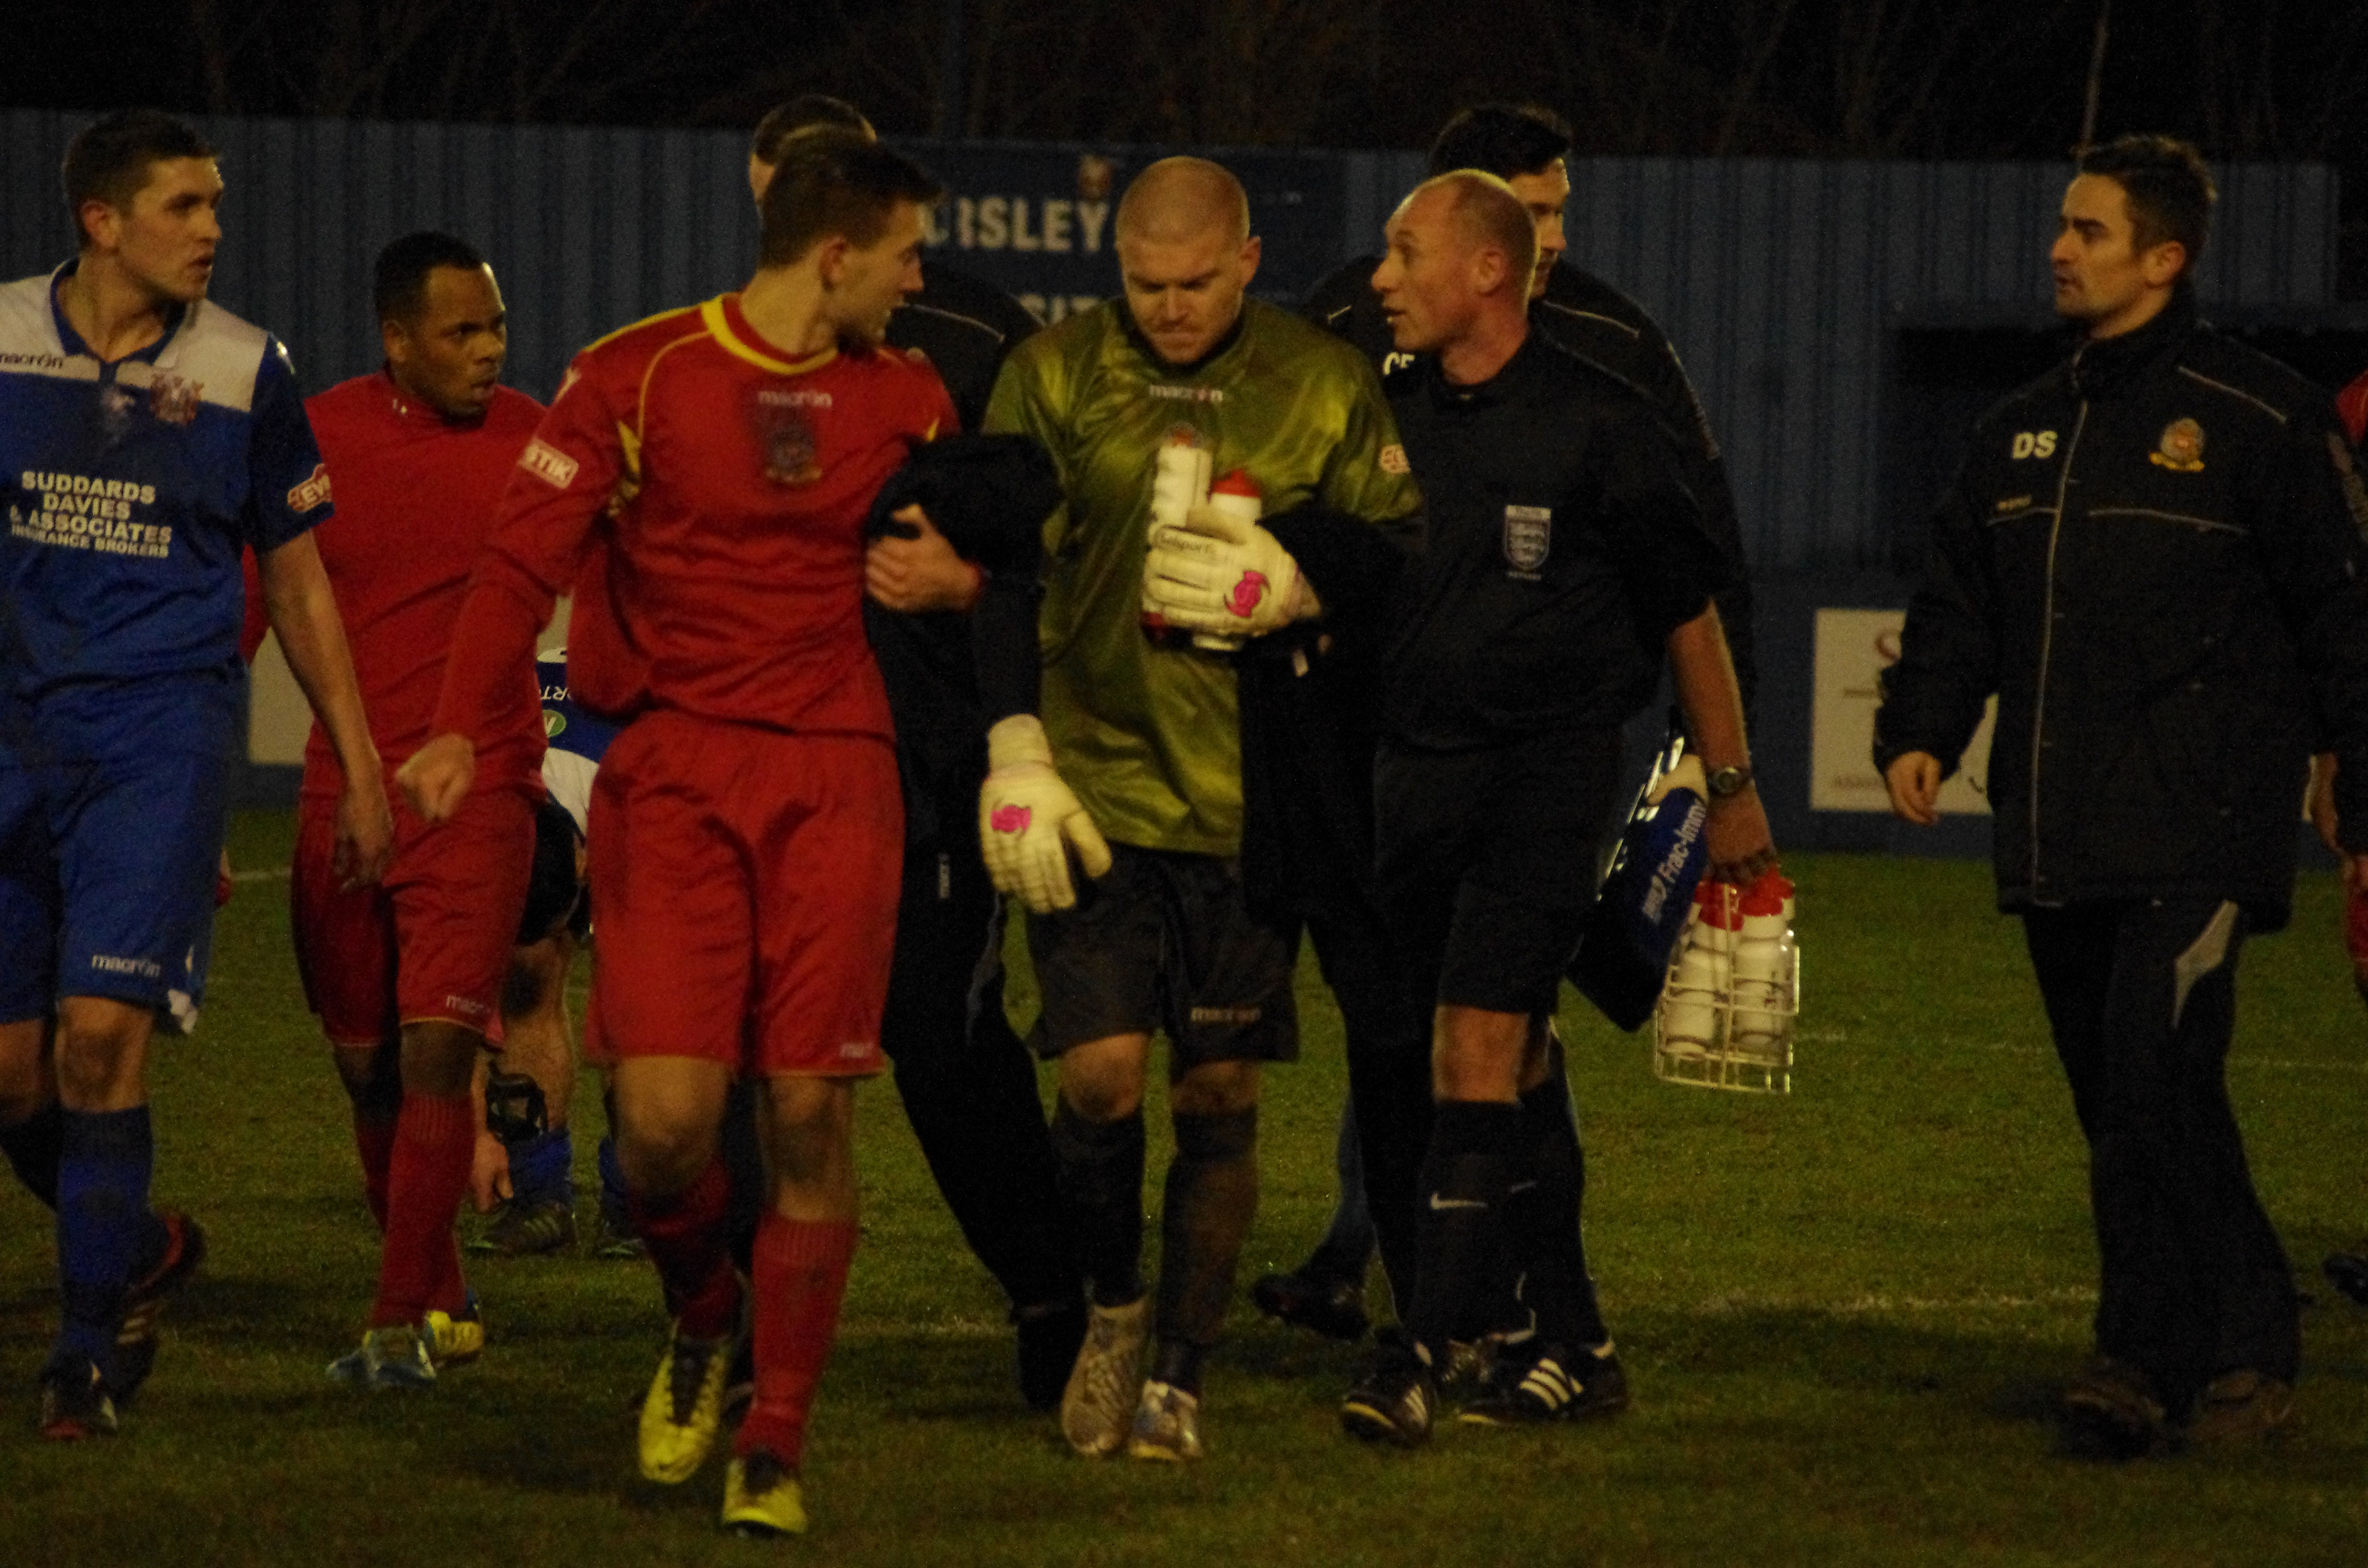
638, 1322, 734, 1484
424, 1295, 484, 1369
721, 1452, 807, 1538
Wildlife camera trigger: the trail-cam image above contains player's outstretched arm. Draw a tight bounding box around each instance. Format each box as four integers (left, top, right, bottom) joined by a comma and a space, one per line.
1667, 602, 1776, 883
978, 714, 1112, 913
258, 531, 393, 887
396, 733, 477, 824
419, 355, 628, 821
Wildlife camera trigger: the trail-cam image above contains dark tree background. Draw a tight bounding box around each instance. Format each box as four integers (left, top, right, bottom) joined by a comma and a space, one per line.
17, 0, 2368, 284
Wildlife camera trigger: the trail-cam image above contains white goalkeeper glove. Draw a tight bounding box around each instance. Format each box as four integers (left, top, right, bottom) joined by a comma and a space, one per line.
978, 714, 1113, 913
1143, 502, 1310, 639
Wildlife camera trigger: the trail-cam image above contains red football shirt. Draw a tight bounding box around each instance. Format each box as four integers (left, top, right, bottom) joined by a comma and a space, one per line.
298, 373, 547, 797
2339, 367, 2367, 447
438, 294, 956, 744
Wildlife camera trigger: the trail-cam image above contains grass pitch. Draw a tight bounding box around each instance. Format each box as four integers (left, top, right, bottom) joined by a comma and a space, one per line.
3, 811, 2366, 1566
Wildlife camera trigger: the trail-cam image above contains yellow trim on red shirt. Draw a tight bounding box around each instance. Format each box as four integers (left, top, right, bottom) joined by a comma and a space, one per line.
700, 295, 838, 377
579, 301, 704, 358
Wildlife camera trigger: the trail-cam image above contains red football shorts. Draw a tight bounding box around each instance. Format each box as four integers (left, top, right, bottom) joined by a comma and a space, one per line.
2348, 882, 2368, 978
585, 713, 901, 1078
292, 783, 537, 1046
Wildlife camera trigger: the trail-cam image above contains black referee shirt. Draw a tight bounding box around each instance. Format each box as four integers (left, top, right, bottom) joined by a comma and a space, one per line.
1382, 331, 1727, 751
1308, 255, 1757, 718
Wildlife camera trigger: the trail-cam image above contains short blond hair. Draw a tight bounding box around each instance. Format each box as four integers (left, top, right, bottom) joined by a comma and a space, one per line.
1116, 157, 1251, 247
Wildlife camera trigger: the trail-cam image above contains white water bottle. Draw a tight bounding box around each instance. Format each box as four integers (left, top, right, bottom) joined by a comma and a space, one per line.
1731, 872, 1795, 1048
1662, 881, 1739, 1048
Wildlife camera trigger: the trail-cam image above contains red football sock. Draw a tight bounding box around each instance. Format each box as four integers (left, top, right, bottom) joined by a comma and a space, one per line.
353, 1111, 396, 1233
369, 1092, 474, 1328
629, 1159, 740, 1339
736, 1216, 858, 1466
429, 1228, 469, 1317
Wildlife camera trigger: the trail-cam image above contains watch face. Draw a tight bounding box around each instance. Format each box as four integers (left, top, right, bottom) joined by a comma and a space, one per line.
1709, 766, 1750, 798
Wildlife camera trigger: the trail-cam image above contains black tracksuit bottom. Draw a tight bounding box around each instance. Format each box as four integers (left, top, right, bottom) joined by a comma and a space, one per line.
879, 808, 1082, 1315
2021, 896, 2300, 1411
1240, 633, 1435, 1320
1299, 890, 1434, 1315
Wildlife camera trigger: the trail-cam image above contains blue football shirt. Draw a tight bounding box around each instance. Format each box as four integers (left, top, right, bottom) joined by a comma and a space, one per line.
1, 263, 330, 755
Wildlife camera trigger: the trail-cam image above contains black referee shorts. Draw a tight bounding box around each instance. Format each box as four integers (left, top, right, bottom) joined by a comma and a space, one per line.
1026, 842, 1298, 1071
1374, 727, 1622, 1016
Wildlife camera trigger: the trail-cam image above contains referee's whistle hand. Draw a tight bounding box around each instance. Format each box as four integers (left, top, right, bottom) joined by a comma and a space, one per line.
397, 733, 478, 827
2308, 753, 2340, 856
1704, 788, 1778, 885
1884, 751, 1942, 827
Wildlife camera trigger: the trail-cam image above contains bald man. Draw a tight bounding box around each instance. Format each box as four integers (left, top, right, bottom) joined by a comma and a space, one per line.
984, 157, 1421, 1461
1339, 173, 1770, 1446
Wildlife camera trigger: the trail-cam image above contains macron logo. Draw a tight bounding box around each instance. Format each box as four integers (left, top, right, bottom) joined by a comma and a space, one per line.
520, 438, 580, 490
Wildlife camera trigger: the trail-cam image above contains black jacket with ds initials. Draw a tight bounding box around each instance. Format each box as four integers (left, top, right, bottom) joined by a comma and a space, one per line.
1874, 289, 2368, 927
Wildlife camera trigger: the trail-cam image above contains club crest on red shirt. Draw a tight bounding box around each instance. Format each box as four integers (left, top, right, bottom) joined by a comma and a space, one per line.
749, 391, 824, 486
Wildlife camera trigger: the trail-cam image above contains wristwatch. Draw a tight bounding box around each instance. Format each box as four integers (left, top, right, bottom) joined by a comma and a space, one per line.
1705, 764, 1755, 800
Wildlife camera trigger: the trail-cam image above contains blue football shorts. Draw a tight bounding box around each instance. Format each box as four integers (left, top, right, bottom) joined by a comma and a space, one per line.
1, 720, 232, 1022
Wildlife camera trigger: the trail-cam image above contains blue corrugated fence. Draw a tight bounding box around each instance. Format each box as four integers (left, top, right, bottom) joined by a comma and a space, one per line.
5, 110, 2340, 575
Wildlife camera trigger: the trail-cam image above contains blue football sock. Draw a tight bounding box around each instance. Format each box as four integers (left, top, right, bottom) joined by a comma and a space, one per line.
1, 1097, 64, 1210
597, 1131, 628, 1219
508, 1126, 575, 1209
55, 1106, 158, 1381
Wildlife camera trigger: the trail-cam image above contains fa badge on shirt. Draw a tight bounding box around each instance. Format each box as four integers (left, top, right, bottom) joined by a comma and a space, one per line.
1503, 504, 1552, 579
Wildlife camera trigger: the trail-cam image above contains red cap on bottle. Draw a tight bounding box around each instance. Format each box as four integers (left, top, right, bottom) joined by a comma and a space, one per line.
1211, 468, 1260, 499
1695, 879, 1744, 929
1740, 868, 1792, 918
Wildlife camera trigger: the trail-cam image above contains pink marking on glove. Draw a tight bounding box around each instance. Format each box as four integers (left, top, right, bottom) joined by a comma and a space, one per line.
991, 804, 1032, 835
1226, 571, 1268, 618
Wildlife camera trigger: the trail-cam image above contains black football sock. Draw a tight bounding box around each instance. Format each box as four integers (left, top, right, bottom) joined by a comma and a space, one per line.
1507, 1059, 1609, 1348
1405, 1100, 1523, 1365
0, 1096, 64, 1210
1148, 1337, 1210, 1395
1153, 1106, 1259, 1390
1050, 1097, 1145, 1307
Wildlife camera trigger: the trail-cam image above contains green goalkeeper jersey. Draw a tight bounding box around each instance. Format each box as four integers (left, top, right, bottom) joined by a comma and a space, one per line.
985, 298, 1420, 856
